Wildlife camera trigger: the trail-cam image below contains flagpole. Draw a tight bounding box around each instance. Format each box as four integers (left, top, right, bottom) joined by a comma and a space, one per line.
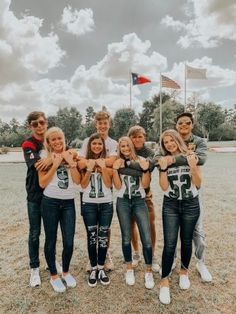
129, 70, 132, 108
184, 62, 187, 110
160, 73, 162, 138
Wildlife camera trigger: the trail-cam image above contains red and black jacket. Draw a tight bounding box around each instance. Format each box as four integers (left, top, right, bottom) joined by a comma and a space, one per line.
22, 136, 44, 202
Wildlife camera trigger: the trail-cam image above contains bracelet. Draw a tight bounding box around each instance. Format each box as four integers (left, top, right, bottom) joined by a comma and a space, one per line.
87, 168, 93, 172
159, 167, 168, 172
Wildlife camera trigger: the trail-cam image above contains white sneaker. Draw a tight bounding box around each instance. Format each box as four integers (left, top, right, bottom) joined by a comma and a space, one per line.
179, 274, 190, 290
196, 262, 212, 282
30, 268, 41, 287
152, 255, 160, 273
50, 278, 66, 293
144, 272, 155, 289
125, 269, 135, 286
62, 273, 77, 288
159, 286, 170, 305
132, 253, 141, 268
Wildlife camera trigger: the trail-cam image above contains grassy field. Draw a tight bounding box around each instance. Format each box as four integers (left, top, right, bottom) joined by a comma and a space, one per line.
0, 151, 235, 314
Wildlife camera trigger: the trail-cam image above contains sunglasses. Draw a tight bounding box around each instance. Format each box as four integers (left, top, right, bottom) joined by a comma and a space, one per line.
30, 120, 46, 128
177, 121, 192, 126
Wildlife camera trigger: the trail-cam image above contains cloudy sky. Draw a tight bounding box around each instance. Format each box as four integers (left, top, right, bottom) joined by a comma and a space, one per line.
1, 0, 236, 122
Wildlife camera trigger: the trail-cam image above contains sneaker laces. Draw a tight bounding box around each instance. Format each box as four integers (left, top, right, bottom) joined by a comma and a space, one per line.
99, 269, 107, 279
90, 270, 97, 280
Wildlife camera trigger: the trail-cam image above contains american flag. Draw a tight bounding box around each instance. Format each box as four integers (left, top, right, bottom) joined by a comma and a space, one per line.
161, 75, 181, 89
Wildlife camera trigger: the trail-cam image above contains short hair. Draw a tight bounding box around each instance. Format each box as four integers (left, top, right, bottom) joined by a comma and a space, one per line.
95, 111, 111, 122
127, 125, 146, 137
27, 111, 47, 125
176, 112, 194, 124
118, 136, 137, 161
44, 127, 66, 154
160, 129, 188, 156
86, 133, 106, 159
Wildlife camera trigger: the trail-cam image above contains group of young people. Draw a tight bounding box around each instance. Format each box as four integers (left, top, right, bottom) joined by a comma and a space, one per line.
22, 110, 212, 304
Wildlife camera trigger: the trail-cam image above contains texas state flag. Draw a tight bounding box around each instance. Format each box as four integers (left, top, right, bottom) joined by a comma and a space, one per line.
131, 72, 151, 85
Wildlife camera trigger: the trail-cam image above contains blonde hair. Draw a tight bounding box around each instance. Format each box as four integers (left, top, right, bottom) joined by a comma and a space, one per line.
118, 136, 138, 161
44, 127, 66, 154
95, 111, 111, 122
160, 129, 188, 155
127, 125, 146, 137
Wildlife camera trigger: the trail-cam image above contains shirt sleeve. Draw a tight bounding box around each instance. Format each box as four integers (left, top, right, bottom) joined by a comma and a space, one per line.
21, 141, 41, 168
79, 138, 89, 157
108, 140, 118, 156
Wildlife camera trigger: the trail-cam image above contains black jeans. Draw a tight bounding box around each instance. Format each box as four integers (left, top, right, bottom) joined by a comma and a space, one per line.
161, 196, 200, 279
82, 202, 113, 268
41, 196, 76, 275
27, 201, 42, 268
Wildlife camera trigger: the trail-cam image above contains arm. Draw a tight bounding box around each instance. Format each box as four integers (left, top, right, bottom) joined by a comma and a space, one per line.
187, 155, 202, 188
158, 157, 169, 191
105, 155, 117, 168
174, 137, 207, 166
141, 172, 151, 189
62, 151, 81, 185
38, 154, 63, 188
22, 140, 41, 169
80, 159, 96, 188
112, 159, 123, 190
139, 158, 151, 188
96, 159, 113, 188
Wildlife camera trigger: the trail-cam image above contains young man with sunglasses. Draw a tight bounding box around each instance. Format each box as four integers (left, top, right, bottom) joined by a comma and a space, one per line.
22, 111, 59, 287
161, 112, 212, 283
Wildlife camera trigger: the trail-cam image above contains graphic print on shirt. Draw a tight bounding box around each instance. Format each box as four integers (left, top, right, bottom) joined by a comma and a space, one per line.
89, 173, 105, 198
166, 166, 198, 200
124, 175, 141, 198
57, 165, 69, 189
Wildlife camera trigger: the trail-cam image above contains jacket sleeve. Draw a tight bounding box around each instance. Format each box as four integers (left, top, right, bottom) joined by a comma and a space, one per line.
22, 141, 41, 168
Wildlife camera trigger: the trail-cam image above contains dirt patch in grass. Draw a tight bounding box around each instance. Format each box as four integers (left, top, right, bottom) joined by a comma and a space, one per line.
0, 152, 235, 314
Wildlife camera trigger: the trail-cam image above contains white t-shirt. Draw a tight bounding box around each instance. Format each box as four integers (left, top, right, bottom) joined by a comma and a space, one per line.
82, 171, 113, 204
164, 165, 198, 200
43, 165, 76, 199
79, 136, 118, 157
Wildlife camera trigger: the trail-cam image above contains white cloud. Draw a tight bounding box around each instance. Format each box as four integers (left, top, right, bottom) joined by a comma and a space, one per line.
0, 32, 167, 121
161, 0, 236, 48
61, 6, 94, 36
0, 0, 65, 86
97, 33, 167, 79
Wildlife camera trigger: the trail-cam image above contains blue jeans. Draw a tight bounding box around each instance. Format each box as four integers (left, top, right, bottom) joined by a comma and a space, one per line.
116, 197, 152, 265
193, 192, 206, 261
161, 196, 200, 279
41, 196, 76, 275
27, 201, 42, 268
82, 202, 113, 267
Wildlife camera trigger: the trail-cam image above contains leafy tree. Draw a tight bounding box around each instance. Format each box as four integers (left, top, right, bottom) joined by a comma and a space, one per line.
196, 103, 225, 140
85, 106, 95, 124
112, 108, 138, 139
139, 100, 157, 141
152, 97, 184, 140
82, 106, 96, 138
54, 107, 83, 145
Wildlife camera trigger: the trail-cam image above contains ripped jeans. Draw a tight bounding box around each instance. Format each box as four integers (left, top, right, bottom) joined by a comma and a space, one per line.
82, 202, 113, 267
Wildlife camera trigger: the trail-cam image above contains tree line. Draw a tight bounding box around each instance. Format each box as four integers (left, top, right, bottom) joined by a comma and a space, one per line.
1, 93, 236, 147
